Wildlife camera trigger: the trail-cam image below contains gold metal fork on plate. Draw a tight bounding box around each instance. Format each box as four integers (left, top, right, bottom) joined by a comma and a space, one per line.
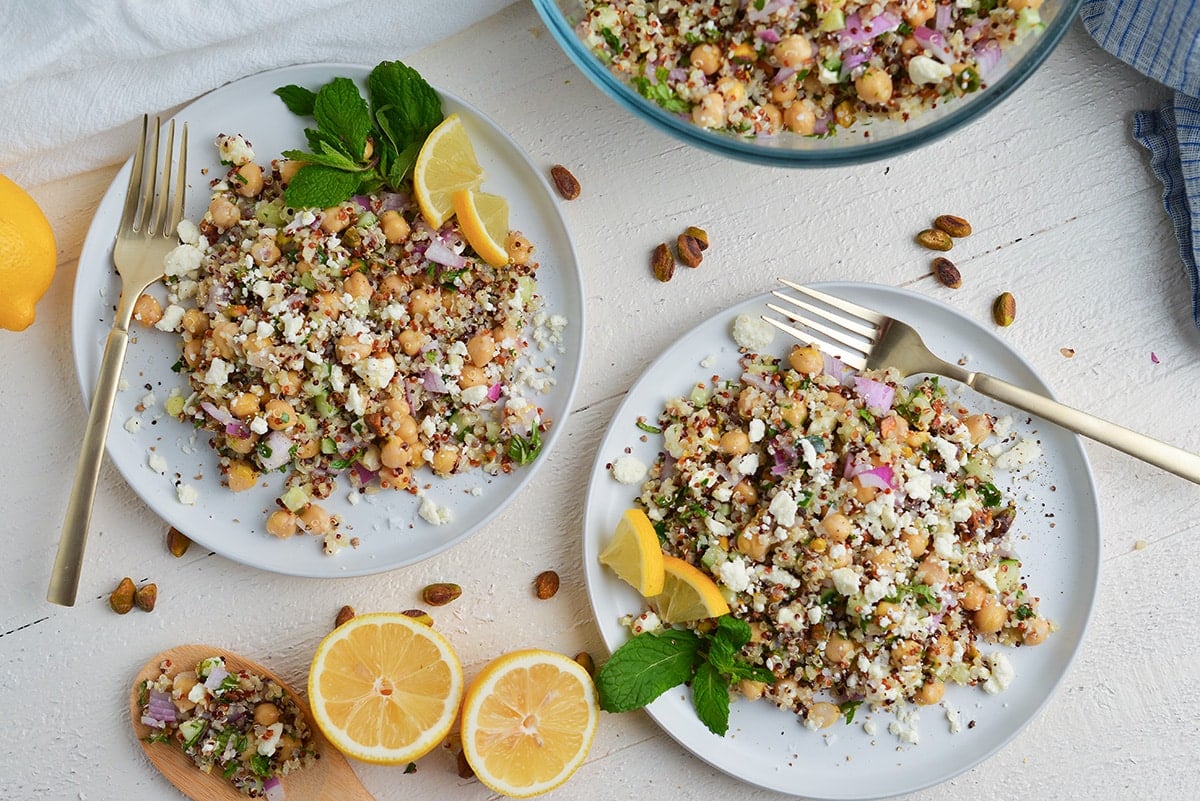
48, 116, 188, 606
762, 278, 1200, 485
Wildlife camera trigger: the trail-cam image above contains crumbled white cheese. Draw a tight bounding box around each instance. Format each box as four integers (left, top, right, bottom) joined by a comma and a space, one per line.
908, 54, 952, 85
611, 455, 648, 484
904, 472, 933, 501
731, 313, 776, 351
630, 610, 662, 635
974, 566, 999, 592
769, 489, 797, 528
176, 219, 200, 246
832, 567, 860, 596
705, 516, 730, 538
983, 652, 1015, 694
748, 418, 765, 442
459, 384, 489, 406
124, 416, 142, 433
163, 243, 203, 277
700, 354, 716, 368
944, 702, 962, 734
147, 451, 167, 475
176, 484, 198, 505
155, 303, 185, 332
345, 383, 366, 416
204, 358, 231, 386
216, 133, 255, 166
355, 355, 397, 391
249, 416, 269, 435
733, 452, 759, 477
719, 557, 751, 592
256, 722, 283, 755
995, 437, 1042, 471
418, 495, 452, 526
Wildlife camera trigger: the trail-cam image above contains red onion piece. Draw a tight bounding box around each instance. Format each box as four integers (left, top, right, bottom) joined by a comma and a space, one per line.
821, 353, 853, 385
141, 714, 167, 728
855, 464, 895, 490
422, 368, 449, 394
771, 65, 798, 85
263, 776, 285, 801
973, 39, 1002, 77
352, 462, 377, 485
934, 3, 953, 31
380, 191, 409, 211
771, 444, 797, 477
200, 401, 235, 427
259, 430, 292, 471
854, 376, 895, 411
839, 47, 871, 80
756, 28, 782, 44
203, 666, 229, 690
914, 26, 955, 63
351, 194, 372, 211
487, 382, 503, 402
740, 370, 776, 392
668, 67, 688, 82
425, 240, 467, 269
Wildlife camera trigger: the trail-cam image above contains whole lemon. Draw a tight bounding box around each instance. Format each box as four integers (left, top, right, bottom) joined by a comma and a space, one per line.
0, 173, 57, 331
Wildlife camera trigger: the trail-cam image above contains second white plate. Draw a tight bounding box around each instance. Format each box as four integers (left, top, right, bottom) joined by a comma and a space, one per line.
71, 63, 585, 577
583, 282, 1099, 800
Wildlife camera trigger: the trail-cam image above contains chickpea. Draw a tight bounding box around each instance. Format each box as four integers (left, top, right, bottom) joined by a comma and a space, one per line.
173, 672, 199, 711
891, 639, 922, 668
277, 159, 304, 185
959, 580, 988, 612
267, 510, 299, 539
692, 92, 727, 129
310, 291, 345, 319
900, 529, 930, 559
380, 436, 413, 469
229, 392, 260, 419
689, 43, 723, 75
234, 162, 264, 198
299, 503, 333, 535
342, 271, 372, 300
458, 364, 487, 390
719, 429, 751, 456
494, 324, 519, 347
737, 387, 761, 418
208, 195, 240, 229
963, 413, 993, 444
821, 511, 852, 543
1022, 617, 1051, 646
824, 633, 856, 664
715, 77, 746, 107
875, 601, 901, 629
275, 733, 300, 762
265, 398, 296, 430
409, 287, 441, 317
294, 438, 319, 460
732, 479, 758, 506
758, 103, 783, 133
359, 443, 382, 472
825, 390, 847, 409
383, 397, 411, 422
781, 404, 807, 429
915, 556, 949, 586
773, 34, 813, 68
974, 595, 1008, 634
788, 345, 823, 375
182, 338, 203, 368
461, 331, 497, 368
865, 546, 896, 572
397, 415, 420, 445
735, 531, 770, 562
398, 329, 426, 357
928, 633, 954, 662
181, 308, 210, 336
900, 36, 921, 57
506, 231, 534, 265
273, 369, 300, 398
806, 702, 841, 729
250, 236, 280, 267
379, 273, 409, 300
903, 0, 936, 26
738, 679, 767, 701
431, 446, 459, 476
784, 100, 817, 135
852, 476, 879, 504
906, 430, 931, 448
320, 204, 351, 233
335, 334, 371, 363
855, 67, 894, 105
770, 80, 799, 105
212, 320, 239, 360
253, 702, 281, 726
132, 293, 163, 327
379, 465, 411, 490
226, 433, 258, 455
379, 210, 411, 244
226, 461, 257, 492
1007, 0, 1043, 8
915, 680, 946, 706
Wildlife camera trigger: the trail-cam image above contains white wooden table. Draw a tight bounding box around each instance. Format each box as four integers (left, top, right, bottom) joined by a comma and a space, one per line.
3, 4, 1197, 800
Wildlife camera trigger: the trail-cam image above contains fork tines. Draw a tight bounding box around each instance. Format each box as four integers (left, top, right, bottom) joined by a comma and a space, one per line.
119, 115, 189, 240
761, 279, 883, 371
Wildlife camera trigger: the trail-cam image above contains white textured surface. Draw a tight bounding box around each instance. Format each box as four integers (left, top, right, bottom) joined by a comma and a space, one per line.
3, 4, 1200, 801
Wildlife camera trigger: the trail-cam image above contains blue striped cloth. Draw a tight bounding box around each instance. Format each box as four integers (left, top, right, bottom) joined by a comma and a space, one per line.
1082, 0, 1200, 327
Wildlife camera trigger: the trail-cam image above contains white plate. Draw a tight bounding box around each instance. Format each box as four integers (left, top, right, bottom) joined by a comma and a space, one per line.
71, 63, 585, 578
583, 282, 1099, 800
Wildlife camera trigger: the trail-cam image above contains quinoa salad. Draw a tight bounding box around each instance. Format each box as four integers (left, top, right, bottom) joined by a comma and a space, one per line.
149, 134, 561, 553
138, 655, 316, 797
625, 339, 1052, 737
577, 0, 1045, 137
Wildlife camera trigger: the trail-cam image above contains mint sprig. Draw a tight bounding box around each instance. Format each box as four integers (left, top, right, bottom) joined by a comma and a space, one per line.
273, 60, 443, 208
595, 615, 775, 736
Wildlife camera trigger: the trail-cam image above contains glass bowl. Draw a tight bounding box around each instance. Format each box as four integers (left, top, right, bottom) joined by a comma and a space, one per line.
532, 0, 1083, 166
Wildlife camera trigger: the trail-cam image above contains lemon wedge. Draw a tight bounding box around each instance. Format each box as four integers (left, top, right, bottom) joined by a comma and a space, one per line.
452, 188, 510, 267
412, 113, 484, 229
653, 555, 731, 623
598, 509, 666, 597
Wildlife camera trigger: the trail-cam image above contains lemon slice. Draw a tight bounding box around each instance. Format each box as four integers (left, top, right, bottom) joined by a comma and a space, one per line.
460, 649, 599, 797
652, 555, 731, 623
413, 113, 484, 229
598, 509, 666, 597
452, 188, 510, 267
307, 612, 463, 764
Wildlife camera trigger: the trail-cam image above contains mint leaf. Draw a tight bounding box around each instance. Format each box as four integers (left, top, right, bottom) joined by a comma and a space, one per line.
713, 615, 752, 650
691, 661, 730, 736
312, 77, 372, 162
274, 84, 317, 116
284, 164, 364, 208
595, 629, 701, 713
706, 632, 736, 674
279, 147, 364, 172
368, 60, 442, 151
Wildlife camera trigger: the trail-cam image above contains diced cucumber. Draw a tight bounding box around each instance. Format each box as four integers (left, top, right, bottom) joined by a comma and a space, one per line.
320, 437, 337, 455
196, 656, 224, 678
178, 717, 208, 750
280, 485, 309, 513
995, 558, 1021, 594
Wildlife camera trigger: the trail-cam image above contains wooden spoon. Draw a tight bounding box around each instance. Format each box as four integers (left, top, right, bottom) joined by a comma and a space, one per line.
129, 644, 374, 801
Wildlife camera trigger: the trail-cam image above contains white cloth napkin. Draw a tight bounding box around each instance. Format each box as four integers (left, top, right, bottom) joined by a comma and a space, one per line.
0, 0, 516, 188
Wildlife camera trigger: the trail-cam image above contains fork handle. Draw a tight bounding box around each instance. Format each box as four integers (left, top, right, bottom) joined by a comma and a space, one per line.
971, 373, 1200, 484
47, 324, 131, 606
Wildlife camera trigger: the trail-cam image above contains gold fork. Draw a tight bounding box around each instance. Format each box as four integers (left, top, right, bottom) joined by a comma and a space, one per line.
763, 278, 1200, 484
48, 116, 188, 607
